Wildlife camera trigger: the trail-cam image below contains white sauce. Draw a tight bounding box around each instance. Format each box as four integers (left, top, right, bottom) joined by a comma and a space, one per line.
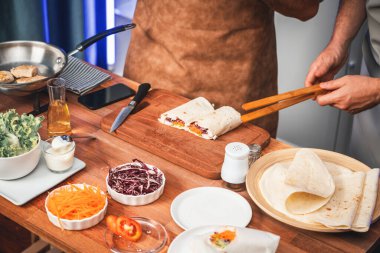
45, 136, 75, 172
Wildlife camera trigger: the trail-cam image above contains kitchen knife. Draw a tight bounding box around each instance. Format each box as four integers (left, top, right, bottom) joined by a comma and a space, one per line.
109, 83, 151, 133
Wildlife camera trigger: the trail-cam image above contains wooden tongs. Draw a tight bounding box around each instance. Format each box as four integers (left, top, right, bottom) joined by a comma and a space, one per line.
241, 85, 325, 123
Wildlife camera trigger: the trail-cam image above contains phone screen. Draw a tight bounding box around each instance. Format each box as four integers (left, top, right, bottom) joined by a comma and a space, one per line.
78, 83, 135, 110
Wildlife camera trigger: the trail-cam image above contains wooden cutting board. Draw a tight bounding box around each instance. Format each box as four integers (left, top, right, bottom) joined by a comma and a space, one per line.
100, 89, 270, 179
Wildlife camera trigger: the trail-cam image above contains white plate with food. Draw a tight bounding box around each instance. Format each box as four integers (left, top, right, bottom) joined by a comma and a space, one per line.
246, 148, 380, 232
170, 187, 252, 230
168, 225, 280, 253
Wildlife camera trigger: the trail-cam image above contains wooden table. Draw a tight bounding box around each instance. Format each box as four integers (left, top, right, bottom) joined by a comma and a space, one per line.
0, 69, 379, 253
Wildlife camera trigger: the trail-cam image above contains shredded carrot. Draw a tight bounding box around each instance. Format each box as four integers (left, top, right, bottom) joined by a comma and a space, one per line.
210, 229, 236, 242
189, 123, 203, 136
47, 184, 106, 224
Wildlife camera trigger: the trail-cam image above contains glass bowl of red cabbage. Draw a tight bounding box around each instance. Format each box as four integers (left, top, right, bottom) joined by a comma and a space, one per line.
106, 159, 165, 206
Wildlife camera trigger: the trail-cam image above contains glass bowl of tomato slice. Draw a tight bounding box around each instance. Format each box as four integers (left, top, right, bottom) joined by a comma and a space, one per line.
105, 216, 168, 253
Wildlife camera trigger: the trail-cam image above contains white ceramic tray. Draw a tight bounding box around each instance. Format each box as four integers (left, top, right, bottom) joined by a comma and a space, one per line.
0, 156, 86, 205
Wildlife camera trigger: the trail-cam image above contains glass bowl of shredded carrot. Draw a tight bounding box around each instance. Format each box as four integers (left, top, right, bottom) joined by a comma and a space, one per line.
45, 183, 108, 230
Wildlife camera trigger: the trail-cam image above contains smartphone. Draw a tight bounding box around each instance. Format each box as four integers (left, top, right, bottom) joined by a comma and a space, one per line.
78, 83, 135, 110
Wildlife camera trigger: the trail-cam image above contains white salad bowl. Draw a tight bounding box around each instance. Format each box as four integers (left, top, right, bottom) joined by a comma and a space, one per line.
45, 184, 108, 230
106, 163, 166, 206
0, 134, 41, 180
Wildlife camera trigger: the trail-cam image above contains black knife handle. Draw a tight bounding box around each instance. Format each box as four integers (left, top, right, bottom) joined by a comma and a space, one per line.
133, 83, 151, 104
74, 24, 136, 52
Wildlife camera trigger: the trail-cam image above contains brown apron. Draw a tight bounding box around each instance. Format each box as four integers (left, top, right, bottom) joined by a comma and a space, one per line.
124, 0, 278, 137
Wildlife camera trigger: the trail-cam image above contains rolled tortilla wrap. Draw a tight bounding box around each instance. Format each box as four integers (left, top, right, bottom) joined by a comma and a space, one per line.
191, 226, 279, 253
352, 168, 379, 232
187, 106, 242, 140
158, 97, 214, 129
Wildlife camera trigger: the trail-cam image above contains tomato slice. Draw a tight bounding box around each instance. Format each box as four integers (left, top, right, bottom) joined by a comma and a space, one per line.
106, 215, 118, 234
115, 216, 142, 242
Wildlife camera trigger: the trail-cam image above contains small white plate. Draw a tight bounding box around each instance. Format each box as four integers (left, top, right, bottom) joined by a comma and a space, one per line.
170, 187, 252, 230
0, 156, 86, 205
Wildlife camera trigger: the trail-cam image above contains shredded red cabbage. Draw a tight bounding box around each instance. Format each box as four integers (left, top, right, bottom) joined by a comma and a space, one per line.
108, 159, 163, 196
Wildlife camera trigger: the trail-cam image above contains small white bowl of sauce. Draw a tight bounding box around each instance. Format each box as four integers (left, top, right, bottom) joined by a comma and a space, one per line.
42, 136, 75, 173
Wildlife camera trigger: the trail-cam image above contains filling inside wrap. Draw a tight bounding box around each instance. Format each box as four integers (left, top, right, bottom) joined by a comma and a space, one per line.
187, 106, 242, 140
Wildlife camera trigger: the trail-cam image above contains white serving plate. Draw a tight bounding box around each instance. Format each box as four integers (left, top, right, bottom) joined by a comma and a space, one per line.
170, 187, 252, 230
0, 155, 86, 205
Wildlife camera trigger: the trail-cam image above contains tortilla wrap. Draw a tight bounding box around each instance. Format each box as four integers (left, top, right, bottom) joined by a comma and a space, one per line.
260, 163, 332, 219
187, 106, 242, 140
352, 168, 379, 232
286, 149, 335, 199
260, 162, 366, 230
158, 97, 214, 129
191, 226, 279, 253
309, 172, 365, 229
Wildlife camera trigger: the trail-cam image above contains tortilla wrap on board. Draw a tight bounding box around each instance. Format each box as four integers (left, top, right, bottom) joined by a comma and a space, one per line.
159, 97, 214, 129
187, 106, 242, 140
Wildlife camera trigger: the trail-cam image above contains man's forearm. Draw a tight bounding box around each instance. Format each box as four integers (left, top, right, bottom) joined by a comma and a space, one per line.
330, 0, 367, 49
263, 0, 320, 21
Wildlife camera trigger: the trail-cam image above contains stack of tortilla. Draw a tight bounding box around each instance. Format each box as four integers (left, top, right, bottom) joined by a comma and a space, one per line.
259, 149, 379, 232
158, 97, 242, 140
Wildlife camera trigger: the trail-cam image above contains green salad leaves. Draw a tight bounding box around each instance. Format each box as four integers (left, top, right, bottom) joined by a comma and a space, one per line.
0, 109, 44, 157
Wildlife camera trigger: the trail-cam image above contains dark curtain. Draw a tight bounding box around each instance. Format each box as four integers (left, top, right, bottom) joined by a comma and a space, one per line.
0, 0, 46, 41
0, 0, 108, 67
46, 0, 85, 59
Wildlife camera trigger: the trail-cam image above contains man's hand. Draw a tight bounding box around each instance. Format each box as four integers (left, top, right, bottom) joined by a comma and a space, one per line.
305, 42, 349, 87
316, 75, 380, 113
305, 0, 366, 88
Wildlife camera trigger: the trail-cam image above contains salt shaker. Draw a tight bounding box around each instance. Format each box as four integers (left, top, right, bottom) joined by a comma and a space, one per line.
221, 142, 250, 191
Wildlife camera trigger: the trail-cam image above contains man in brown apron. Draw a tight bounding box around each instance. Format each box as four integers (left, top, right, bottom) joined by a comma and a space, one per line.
124, 1, 320, 137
